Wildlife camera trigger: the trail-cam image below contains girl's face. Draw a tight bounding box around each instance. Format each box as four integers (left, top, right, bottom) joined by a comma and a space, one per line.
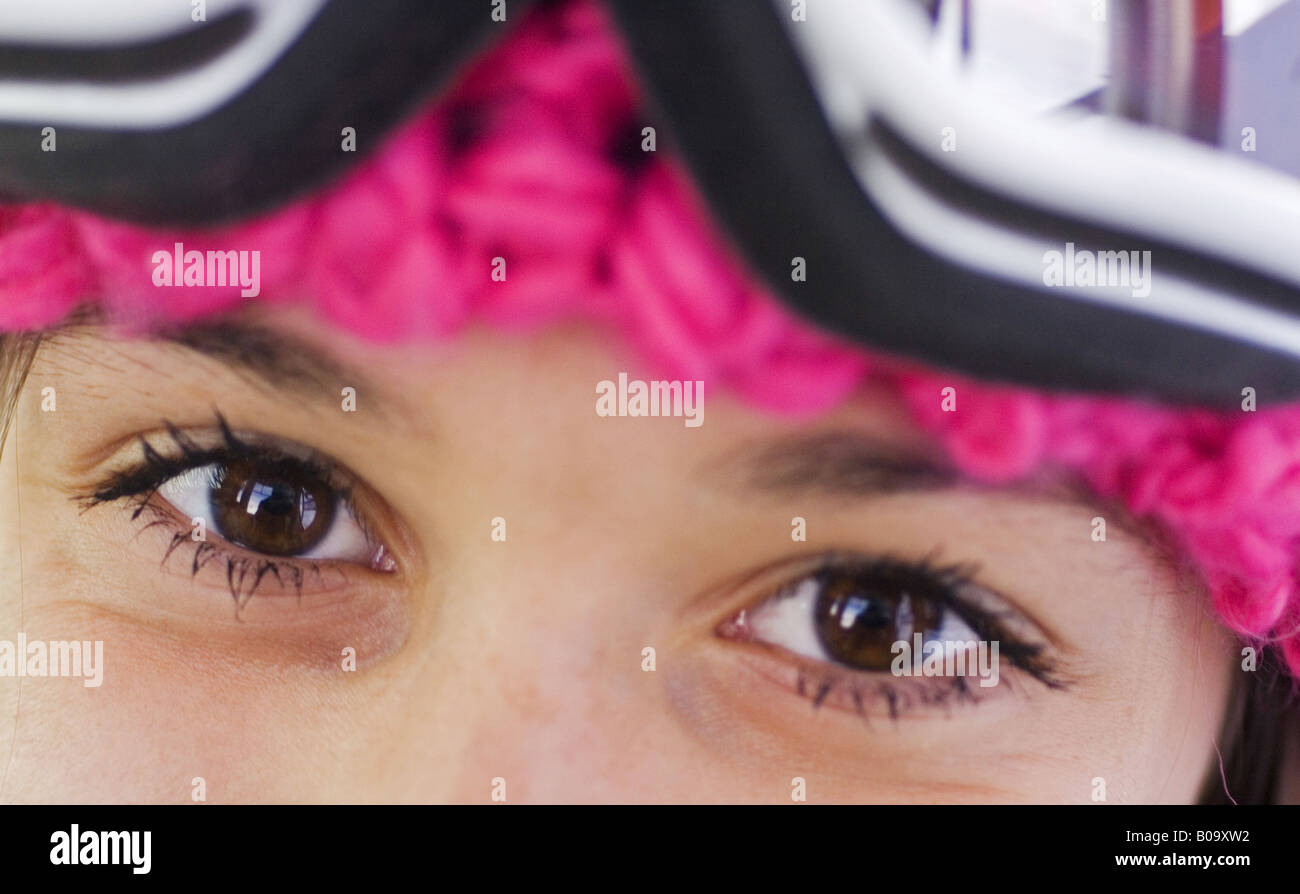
0, 306, 1242, 803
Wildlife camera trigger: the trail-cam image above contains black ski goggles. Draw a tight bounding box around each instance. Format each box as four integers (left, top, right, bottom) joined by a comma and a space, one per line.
1, 0, 1298, 408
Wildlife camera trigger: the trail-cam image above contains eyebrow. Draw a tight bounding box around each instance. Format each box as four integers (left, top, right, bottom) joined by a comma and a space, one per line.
726, 430, 1154, 539
149, 317, 377, 410
736, 431, 956, 496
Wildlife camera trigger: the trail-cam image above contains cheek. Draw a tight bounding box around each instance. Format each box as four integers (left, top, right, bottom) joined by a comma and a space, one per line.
1061, 618, 1238, 804
0, 598, 399, 803
659, 624, 1238, 804
661, 641, 1065, 803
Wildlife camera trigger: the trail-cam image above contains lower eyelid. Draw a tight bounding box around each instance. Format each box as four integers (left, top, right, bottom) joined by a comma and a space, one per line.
67, 502, 413, 669
724, 641, 1017, 721
121, 497, 375, 605
52, 485, 414, 667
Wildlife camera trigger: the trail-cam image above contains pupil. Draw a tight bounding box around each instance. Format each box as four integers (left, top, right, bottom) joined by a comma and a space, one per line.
211, 461, 335, 556
813, 569, 943, 670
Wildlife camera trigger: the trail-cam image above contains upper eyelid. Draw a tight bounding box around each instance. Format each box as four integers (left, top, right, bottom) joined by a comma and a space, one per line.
934, 562, 1077, 657
806, 549, 1072, 656
75, 413, 411, 530
82, 418, 352, 501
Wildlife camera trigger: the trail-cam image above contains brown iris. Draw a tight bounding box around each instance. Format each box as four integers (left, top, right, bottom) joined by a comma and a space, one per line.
209, 459, 336, 556
813, 567, 944, 670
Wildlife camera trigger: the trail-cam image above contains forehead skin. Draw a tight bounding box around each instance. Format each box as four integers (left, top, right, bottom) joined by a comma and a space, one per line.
0, 306, 1242, 803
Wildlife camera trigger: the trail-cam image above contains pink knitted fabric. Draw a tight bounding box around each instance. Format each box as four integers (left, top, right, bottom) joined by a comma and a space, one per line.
1, 0, 1298, 677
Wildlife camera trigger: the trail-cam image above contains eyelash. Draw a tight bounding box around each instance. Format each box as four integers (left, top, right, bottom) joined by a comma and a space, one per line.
718, 552, 1070, 721
75, 421, 1068, 712
77, 413, 374, 607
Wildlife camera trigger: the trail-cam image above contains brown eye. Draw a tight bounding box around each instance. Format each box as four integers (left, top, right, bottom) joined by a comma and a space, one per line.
724, 557, 1065, 706
813, 567, 944, 670
209, 459, 337, 556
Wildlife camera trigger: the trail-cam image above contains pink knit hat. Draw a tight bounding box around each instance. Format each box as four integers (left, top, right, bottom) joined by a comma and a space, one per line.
2, 0, 1298, 678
